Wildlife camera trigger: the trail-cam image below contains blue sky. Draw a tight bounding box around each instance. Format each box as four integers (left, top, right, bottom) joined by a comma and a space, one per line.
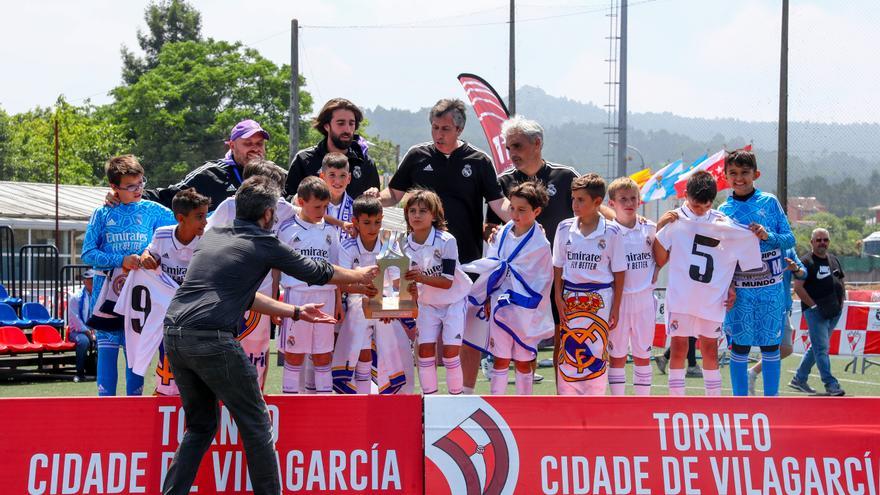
1, 0, 876, 123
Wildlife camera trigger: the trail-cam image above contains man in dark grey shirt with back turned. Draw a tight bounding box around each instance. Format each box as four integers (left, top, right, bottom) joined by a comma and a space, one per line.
161, 176, 378, 495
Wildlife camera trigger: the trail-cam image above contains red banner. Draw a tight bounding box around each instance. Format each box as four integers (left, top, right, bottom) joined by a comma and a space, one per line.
794, 302, 880, 356
425, 396, 880, 495
457, 73, 512, 173
0, 395, 422, 494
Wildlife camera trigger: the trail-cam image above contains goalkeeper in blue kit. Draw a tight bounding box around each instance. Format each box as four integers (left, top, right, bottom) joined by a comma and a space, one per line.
81, 155, 175, 396
718, 149, 795, 396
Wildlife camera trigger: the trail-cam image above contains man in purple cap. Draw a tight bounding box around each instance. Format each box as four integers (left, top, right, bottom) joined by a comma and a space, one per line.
142, 120, 270, 211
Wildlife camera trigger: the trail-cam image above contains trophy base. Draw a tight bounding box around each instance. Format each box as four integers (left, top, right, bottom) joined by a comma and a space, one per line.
364, 297, 418, 319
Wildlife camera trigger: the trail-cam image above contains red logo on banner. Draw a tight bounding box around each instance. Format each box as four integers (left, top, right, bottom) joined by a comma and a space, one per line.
457, 73, 512, 174
426, 397, 520, 494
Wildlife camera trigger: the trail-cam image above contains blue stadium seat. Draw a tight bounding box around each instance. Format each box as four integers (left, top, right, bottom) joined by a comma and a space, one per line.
0, 283, 22, 308
0, 303, 32, 328
22, 302, 63, 328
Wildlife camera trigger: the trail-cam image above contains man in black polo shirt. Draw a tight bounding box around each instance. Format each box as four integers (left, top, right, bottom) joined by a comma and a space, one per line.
371, 98, 510, 263
485, 115, 579, 243
285, 98, 380, 199
161, 176, 378, 495
481, 115, 580, 387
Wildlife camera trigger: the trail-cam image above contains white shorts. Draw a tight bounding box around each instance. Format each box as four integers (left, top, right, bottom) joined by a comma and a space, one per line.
281, 289, 336, 355
488, 325, 536, 362
556, 375, 607, 396
416, 299, 466, 346
667, 312, 723, 339
609, 290, 655, 359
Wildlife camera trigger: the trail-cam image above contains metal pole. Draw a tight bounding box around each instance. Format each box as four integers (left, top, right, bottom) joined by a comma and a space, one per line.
54, 114, 60, 248
777, 0, 789, 211
290, 19, 300, 164
616, 0, 628, 178
509, 0, 516, 115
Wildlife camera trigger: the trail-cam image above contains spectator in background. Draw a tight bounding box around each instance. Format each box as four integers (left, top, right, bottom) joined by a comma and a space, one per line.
67, 269, 96, 383
790, 228, 847, 396
286, 98, 380, 199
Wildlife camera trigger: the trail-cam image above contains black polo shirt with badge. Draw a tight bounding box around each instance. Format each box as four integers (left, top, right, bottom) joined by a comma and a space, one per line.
485, 161, 579, 245
285, 135, 380, 199
389, 141, 504, 263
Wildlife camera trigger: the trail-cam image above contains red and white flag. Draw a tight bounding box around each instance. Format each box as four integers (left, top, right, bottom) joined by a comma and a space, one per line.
673, 144, 752, 198
457, 73, 512, 173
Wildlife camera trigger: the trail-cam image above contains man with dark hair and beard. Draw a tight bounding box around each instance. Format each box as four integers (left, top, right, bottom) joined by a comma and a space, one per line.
285, 98, 380, 199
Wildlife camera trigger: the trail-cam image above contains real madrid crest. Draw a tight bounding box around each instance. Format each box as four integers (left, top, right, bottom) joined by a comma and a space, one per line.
462, 164, 472, 177
353, 165, 362, 179
598, 238, 606, 250
326, 234, 333, 245
547, 183, 557, 196
433, 249, 442, 260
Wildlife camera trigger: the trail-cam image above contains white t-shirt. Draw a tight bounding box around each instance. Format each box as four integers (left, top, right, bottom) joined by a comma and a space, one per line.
405, 227, 472, 306
115, 269, 179, 376
146, 225, 200, 285
552, 216, 627, 285
613, 219, 657, 294
207, 197, 298, 234
277, 215, 339, 291
655, 207, 762, 322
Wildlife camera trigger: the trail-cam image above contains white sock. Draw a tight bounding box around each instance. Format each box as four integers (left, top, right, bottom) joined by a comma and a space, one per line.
282, 363, 301, 394
314, 364, 332, 394
442, 356, 463, 395
301, 357, 315, 394
669, 368, 686, 396
608, 367, 627, 396
490, 369, 508, 395
462, 386, 475, 395
633, 365, 653, 396
418, 357, 438, 394
515, 370, 533, 395
355, 361, 372, 394
703, 368, 722, 396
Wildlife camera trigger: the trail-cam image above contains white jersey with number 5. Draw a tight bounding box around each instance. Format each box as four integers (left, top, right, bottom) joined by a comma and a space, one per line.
115, 269, 179, 376
655, 206, 762, 323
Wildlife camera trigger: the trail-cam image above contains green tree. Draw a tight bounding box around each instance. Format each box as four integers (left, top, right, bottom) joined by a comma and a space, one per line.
792, 211, 870, 257
1, 97, 132, 185
121, 0, 202, 85
111, 39, 314, 186
0, 107, 10, 180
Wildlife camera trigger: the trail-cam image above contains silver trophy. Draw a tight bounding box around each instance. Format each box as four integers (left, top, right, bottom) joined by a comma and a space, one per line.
364, 230, 418, 319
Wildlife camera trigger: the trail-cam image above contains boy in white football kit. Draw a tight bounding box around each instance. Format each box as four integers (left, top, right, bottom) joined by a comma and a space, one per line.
465, 182, 554, 395
653, 171, 763, 396
278, 177, 342, 394
139, 189, 210, 395
553, 174, 626, 396
320, 152, 355, 240
605, 178, 658, 395
332, 196, 413, 394
404, 189, 473, 395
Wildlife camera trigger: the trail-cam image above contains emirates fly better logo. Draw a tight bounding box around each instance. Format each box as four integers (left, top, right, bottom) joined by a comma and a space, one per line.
425, 396, 519, 494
